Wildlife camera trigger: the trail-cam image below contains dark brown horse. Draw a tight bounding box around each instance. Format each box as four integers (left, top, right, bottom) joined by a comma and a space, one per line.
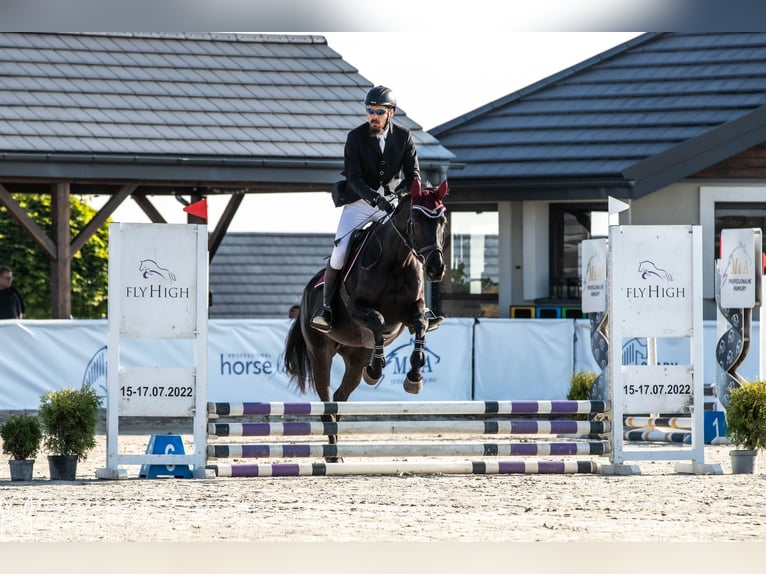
284, 179, 448, 455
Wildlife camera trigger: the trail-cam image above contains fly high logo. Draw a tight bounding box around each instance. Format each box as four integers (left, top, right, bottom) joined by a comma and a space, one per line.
125, 259, 190, 299
626, 259, 685, 300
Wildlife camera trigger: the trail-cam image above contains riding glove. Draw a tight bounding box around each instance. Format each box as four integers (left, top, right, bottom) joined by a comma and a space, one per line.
375, 195, 394, 214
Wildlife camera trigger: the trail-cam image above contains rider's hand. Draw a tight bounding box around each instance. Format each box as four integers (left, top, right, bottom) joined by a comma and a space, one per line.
375, 195, 394, 214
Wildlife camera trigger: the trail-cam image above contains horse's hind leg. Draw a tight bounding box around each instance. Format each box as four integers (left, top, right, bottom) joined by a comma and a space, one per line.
360, 308, 386, 385
319, 348, 368, 463
303, 338, 342, 461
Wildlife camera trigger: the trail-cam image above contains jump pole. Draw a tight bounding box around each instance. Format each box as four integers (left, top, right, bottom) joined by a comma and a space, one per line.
208, 399, 607, 417
209, 459, 599, 477
208, 441, 610, 459
209, 419, 609, 437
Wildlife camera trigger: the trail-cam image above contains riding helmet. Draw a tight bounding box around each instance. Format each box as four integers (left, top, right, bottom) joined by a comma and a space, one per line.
365, 85, 397, 108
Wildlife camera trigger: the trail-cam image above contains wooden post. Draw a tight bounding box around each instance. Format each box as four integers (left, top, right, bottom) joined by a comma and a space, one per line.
50, 182, 71, 319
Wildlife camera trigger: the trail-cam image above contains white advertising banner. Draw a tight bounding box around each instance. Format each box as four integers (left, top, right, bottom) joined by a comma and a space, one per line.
208, 318, 475, 403
0, 318, 473, 409
611, 225, 695, 338
719, 228, 761, 309
473, 319, 575, 400
112, 223, 200, 339
580, 238, 608, 313
0, 318, 760, 409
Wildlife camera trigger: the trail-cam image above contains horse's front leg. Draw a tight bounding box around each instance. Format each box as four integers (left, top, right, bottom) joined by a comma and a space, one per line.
360, 307, 386, 385
404, 304, 428, 394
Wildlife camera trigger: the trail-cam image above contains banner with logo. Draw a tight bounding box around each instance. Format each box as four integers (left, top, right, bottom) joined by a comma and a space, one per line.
207, 318, 475, 403
0, 318, 761, 409
581, 238, 608, 313
719, 228, 762, 309
0, 318, 474, 408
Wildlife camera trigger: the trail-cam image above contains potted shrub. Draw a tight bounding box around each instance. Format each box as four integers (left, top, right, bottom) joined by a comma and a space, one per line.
725, 380, 766, 474
38, 382, 102, 480
0, 414, 43, 481
568, 370, 597, 400
568, 370, 597, 420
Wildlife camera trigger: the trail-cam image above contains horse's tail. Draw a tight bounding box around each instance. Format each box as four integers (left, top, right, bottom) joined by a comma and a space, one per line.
284, 315, 312, 395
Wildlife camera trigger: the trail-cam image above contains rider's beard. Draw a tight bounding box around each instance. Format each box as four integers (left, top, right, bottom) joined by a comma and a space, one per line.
368, 118, 387, 136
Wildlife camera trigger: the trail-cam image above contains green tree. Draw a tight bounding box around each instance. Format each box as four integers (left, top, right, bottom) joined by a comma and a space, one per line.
0, 194, 109, 318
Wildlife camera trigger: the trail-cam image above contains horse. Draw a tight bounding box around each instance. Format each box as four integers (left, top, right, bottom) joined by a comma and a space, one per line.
284, 179, 448, 458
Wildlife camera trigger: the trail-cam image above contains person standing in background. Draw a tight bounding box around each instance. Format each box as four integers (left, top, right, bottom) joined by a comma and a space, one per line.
0, 265, 24, 319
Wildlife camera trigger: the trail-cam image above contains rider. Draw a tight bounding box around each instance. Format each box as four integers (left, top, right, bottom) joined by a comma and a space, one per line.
310, 85, 444, 333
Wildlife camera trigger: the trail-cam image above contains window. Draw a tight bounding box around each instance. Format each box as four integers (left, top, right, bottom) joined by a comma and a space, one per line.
435, 210, 499, 318
548, 203, 607, 299
714, 203, 766, 262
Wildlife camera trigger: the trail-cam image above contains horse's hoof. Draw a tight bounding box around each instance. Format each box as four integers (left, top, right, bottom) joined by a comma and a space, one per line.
363, 367, 381, 385
403, 376, 423, 394
325, 456, 344, 463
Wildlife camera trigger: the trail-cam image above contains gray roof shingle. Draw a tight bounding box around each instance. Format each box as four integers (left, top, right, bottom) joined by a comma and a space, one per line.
0, 32, 453, 181
431, 32, 766, 198
209, 232, 333, 318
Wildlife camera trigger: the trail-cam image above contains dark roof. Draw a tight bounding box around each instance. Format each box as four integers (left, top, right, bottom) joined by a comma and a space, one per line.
431, 32, 766, 200
210, 231, 499, 318
209, 232, 333, 318
0, 32, 453, 185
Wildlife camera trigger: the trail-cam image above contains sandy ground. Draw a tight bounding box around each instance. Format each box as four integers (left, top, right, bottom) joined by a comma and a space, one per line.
2, 423, 766, 547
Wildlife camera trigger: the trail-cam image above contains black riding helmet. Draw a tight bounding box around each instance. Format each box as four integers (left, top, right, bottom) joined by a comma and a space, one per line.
365, 85, 397, 109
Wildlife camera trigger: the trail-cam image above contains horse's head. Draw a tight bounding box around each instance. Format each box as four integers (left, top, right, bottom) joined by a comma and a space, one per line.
407, 179, 448, 282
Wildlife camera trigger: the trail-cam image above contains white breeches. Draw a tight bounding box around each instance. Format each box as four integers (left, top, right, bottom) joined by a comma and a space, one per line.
329, 198, 388, 269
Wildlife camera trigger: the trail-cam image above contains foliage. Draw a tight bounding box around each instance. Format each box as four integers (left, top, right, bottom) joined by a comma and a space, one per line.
0, 193, 109, 318
726, 381, 766, 451
38, 383, 102, 461
450, 261, 469, 293
1, 414, 43, 460
567, 370, 597, 400
450, 261, 498, 294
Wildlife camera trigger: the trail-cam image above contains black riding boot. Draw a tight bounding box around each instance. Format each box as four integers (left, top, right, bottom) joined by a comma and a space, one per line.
311, 266, 341, 333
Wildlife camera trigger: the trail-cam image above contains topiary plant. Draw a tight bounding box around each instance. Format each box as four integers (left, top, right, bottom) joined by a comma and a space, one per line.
1, 414, 43, 460
38, 383, 102, 461
725, 380, 766, 451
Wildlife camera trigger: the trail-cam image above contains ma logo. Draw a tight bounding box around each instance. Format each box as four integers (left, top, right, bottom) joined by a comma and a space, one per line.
369, 338, 441, 388
585, 254, 605, 282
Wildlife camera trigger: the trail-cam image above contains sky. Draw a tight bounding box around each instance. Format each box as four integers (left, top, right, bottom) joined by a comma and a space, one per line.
90, 32, 642, 233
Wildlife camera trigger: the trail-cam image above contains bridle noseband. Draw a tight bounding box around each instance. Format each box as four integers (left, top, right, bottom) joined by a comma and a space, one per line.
387, 192, 445, 265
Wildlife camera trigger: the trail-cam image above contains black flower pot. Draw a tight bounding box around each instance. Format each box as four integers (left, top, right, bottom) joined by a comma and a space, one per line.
9, 459, 35, 481
47, 455, 77, 480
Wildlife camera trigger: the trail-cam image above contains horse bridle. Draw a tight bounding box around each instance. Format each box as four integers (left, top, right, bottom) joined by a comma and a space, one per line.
387, 192, 445, 266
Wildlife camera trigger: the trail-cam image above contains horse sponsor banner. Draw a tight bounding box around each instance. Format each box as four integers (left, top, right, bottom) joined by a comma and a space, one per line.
332, 318, 474, 402
0, 318, 761, 409
209, 318, 474, 403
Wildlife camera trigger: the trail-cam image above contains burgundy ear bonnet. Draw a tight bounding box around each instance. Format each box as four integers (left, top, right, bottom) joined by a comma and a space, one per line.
410, 179, 448, 217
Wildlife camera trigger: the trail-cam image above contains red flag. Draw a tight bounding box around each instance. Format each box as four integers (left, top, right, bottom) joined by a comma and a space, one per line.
183, 198, 208, 221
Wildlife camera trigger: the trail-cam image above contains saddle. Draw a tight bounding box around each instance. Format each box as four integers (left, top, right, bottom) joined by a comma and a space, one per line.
314, 222, 381, 289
